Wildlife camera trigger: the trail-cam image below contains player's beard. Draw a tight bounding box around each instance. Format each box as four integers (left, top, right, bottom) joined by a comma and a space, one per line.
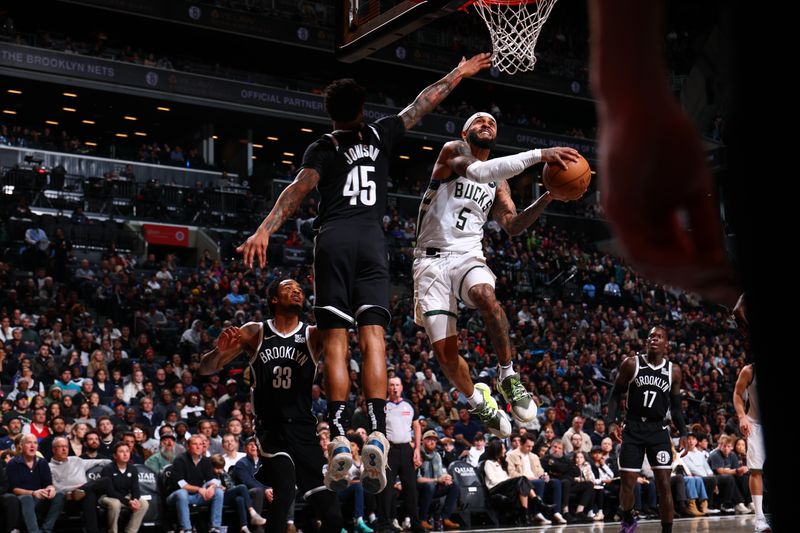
468, 130, 496, 150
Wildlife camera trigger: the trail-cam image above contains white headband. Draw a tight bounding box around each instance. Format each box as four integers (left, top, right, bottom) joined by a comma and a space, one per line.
462, 112, 497, 133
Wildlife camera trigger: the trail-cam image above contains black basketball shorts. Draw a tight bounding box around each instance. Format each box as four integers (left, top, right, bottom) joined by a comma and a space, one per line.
619, 419, 673, 472
313, 223, 390, 330
257, 425, 327, 497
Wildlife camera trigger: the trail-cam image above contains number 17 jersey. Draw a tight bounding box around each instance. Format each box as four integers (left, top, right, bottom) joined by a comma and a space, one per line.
250, 320, 318, 429
626, 354, 673, 422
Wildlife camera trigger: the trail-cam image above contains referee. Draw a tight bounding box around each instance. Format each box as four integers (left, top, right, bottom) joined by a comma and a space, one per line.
380, 376, 424, 533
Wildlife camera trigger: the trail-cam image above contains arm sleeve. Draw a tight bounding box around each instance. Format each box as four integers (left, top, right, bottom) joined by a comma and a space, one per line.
464, 150, 542, 184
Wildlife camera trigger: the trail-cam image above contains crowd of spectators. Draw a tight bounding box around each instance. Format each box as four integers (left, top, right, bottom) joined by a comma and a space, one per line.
0, 184, 759, 529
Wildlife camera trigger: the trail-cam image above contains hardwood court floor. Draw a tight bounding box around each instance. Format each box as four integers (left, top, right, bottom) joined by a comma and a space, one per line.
456, 514, 764, 532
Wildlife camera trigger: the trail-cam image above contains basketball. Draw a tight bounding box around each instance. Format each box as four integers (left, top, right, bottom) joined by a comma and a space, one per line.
542, 154, 591, 201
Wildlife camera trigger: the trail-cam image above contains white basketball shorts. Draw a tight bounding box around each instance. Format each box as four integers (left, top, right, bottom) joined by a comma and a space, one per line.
746, 418, 765, 470
412, 251, 495, 343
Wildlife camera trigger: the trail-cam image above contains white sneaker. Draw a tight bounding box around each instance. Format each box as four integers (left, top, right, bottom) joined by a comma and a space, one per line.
392, 518, 402, 531
249, 507, 267, 526
706, 507, 721, 514
361, 431, 390, 494
754, 517, 772, 532
587, 510, 595, 518
325, 436, 354, 492
497, 372, 537, 423
533, 512, 551, 525
735, 502, 751, 514
594, 510, 605, 521
402, 517, 411, 530
552, 512, 567, 524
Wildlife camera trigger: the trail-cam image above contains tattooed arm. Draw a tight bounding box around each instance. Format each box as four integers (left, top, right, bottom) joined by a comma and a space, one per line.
492, 181, 553, 237
237, 168, 320, 269
399, 53, 492, 130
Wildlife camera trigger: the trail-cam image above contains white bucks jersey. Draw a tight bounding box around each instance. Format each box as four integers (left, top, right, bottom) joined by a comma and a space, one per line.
416, 176, 497, 252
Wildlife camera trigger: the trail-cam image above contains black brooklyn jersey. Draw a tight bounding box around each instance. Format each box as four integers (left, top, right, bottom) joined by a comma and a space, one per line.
249, 320, 318, 429
300, 115, 405, 228
625, 354, 673, 421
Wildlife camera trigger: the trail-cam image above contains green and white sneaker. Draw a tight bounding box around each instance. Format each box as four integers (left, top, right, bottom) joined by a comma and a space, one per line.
471, 383, 512, 437
498, 373, 537, 423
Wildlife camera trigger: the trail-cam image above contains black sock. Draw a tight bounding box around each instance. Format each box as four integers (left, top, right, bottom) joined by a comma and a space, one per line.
622, 508, 634, 524
327, 401, 350, 439
365, 398, 386, 435
662, 523, 673, 533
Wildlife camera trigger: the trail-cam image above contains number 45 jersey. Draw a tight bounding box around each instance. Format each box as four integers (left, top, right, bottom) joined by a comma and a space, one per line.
250, 320, 318, 431
300, 115, 405, 229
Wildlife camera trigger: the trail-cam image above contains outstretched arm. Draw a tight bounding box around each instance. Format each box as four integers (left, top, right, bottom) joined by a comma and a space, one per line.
236, 168, 320, 269
199, 322, 260, 375
433, 142, 579, 185
399, 53, 492, 130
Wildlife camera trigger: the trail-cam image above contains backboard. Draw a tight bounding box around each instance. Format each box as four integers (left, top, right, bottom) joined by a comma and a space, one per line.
336, 0, 465, 62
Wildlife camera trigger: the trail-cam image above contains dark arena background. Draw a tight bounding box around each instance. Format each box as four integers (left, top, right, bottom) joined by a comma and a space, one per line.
0, 1, 774, 533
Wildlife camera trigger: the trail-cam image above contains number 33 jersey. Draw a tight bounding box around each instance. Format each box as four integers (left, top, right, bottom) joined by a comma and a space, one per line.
250, 320, 318, 429
416, 175, 497, 253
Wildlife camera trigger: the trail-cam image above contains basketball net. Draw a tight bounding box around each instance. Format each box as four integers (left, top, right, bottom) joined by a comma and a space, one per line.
468, 0, 558, 75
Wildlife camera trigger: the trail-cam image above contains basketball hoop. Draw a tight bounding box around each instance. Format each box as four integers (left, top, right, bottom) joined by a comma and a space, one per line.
465, 0, 558, 75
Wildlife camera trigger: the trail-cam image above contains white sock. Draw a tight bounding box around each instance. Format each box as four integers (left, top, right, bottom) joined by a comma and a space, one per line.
498, 362, 515, 381
467, 387, 484, 409
753, 495, 764, 520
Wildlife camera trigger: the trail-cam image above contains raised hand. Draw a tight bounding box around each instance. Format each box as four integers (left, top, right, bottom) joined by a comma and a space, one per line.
236, 227, 271, 269
457, 53, 493, 78
541, 147, 581, 171
217, 326, 241, 354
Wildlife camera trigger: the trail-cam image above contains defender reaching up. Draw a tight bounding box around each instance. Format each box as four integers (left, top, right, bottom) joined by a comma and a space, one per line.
237, 53, 492, 494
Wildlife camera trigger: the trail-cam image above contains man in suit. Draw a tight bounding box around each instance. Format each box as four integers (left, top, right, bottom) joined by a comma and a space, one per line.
507, 434, 567, 524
